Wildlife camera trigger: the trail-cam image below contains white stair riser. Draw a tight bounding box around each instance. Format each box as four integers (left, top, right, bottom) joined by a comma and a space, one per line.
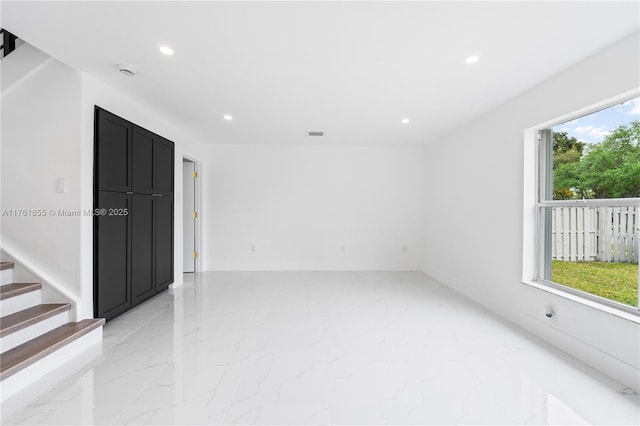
1, 310, 71, 352
0, 290, 41, 317
0, 327, 103, 401
1, 269, 13, 286
0, 339, 105, 422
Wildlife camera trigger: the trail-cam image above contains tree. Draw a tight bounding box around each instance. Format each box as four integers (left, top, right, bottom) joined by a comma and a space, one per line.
553, 132, 584, 168
575, 121, 640, 198
552, 132, 584, 199
553, 121, 640, 199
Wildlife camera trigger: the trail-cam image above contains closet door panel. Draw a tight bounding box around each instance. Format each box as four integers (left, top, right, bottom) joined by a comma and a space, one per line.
131, 128, 154, 194
154, 196, 174, 292
131, 194, 155, 304
96, 109, 131, 192
154, 138, 174, 196
95, 192, 131, 320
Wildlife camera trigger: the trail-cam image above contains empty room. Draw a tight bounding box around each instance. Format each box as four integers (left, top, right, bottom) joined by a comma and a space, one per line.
0, 1, 639, 425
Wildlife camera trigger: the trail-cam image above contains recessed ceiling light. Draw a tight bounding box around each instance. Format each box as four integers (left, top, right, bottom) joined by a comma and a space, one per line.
158, 45, 174, 56
223, 115, 233, 121
465, 55, 480, 64
401, 118, 410, 124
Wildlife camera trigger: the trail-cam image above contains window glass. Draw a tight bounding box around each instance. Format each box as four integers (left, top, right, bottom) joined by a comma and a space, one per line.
550, 98, 640, 200
538, 97, 639, 310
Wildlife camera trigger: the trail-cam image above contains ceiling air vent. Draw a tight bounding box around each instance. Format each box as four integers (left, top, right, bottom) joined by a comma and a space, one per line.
307, 131, 324, 137
117, 64, 136, 76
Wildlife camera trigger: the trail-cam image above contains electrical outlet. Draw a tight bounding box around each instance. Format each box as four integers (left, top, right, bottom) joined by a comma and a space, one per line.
403, 245, 408, 253
250, 244, 256, 252
340, 245, 345, 252
544, 305, 557, 323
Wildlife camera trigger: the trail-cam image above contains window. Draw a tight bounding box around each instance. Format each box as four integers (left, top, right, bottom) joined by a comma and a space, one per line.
535, 96, 639, 314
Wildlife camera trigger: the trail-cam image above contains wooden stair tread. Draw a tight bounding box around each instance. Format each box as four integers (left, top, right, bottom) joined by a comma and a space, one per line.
0, 262, 14, 271
0, 319, 105, 380
0, 283, 42, 300
0, 303, 71, 337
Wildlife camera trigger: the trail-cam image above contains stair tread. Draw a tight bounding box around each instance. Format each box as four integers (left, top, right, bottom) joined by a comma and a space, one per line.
0, 303, 71, 338
0, 262, 14, 271
0, 283, 42, 300
0, 319, 105, 380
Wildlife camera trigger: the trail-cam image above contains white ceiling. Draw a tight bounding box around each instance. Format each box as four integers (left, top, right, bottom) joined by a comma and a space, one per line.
2, 1, 639, 146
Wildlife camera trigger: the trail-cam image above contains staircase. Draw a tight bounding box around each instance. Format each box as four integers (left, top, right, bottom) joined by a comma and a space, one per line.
1, 28, 20, 58
0, 261, 104, 401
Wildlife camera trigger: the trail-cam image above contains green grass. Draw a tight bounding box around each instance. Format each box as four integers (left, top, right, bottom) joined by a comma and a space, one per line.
552, 260, 638, 307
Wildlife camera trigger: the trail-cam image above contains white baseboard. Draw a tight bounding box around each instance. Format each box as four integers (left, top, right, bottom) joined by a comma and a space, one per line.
205, 263, 423, 271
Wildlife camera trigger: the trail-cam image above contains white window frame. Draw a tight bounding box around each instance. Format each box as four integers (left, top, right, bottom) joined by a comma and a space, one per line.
523, 89, 640, 322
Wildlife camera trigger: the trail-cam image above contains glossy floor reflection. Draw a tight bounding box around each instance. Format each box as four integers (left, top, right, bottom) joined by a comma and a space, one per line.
4, 272, 639, 425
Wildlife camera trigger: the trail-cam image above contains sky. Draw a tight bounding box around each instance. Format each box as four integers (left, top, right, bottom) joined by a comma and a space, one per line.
553, 97, 640, 145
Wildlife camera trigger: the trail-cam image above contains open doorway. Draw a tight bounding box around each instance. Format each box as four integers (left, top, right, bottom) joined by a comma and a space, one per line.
182, 158, 198, 273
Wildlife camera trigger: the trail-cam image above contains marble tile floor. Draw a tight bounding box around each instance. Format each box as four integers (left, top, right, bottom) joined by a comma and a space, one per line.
2, 271, 639, 425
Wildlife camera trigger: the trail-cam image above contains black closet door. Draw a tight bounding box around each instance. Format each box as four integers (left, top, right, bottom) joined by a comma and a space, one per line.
94, 106, 174, 321
131, 194, 155, 305
154, 196, 174, 292
96, 109, 132, 192
154, 138, 174, 196
131, 128, 154, 194
95, 191, 131, 319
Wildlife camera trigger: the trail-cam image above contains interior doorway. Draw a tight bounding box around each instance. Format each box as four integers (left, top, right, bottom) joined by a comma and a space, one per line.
182, 158, 197, 273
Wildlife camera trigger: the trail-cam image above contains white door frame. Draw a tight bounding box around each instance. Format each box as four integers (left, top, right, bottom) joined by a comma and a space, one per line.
182, 156, 199, 273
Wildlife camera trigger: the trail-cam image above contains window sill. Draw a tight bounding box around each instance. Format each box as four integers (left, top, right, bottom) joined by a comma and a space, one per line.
522, 279, 640, 324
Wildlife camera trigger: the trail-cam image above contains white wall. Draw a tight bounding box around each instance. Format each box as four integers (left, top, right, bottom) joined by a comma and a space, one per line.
1, 46, 83, 307
422, 33, 640, 390
202, 144, 426, 271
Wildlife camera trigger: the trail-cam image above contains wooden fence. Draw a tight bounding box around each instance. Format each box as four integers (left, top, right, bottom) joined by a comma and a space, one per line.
551, 205, 639, 263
